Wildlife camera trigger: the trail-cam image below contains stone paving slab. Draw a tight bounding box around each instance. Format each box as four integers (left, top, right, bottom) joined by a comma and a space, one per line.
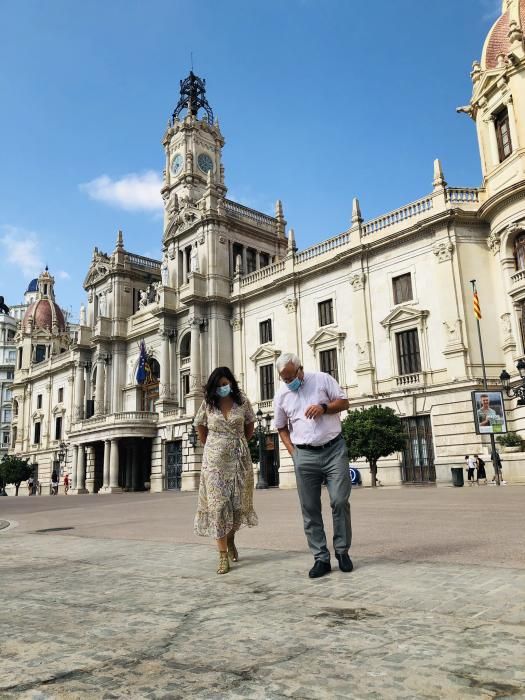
1, 528, 525, 699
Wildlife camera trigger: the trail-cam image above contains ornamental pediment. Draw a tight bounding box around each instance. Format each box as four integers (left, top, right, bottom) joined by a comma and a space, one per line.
250, 345, 281, 364
381, 306, 429, 329
83, 259, 111, 288
307, 328, 346, 348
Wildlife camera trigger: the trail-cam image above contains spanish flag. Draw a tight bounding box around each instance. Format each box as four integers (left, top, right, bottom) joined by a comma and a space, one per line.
473, 290, 482, 321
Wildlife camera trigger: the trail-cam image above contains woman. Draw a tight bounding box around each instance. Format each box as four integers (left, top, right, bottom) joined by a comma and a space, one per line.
194, 367, 258, 574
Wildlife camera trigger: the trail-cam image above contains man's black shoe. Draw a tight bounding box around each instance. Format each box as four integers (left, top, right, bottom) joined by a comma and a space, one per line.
308, 560, 331, 578
335, 552, 354, 572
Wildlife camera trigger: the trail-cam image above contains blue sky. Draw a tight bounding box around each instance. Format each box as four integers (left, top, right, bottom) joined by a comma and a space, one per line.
0, 0, 501, 319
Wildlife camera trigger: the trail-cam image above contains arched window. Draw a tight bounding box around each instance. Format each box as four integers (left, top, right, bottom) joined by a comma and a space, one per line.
514, 234, 525, 270
180, 333, 191, 359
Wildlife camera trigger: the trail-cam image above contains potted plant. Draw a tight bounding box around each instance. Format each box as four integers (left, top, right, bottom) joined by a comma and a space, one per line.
496, 431, 522, 452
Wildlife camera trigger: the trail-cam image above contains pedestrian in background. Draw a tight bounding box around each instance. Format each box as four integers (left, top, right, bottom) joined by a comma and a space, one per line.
465, 455, 477, 485
476, 455, 487, 484
63, 473, 70, 495
51, 469, 59, 495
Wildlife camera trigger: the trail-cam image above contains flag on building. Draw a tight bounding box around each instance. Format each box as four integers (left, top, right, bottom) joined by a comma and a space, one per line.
473, 290, 482, 321
136, 339, 147, 384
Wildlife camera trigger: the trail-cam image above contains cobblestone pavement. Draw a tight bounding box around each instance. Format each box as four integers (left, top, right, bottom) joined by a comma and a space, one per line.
1, 487, 525, 699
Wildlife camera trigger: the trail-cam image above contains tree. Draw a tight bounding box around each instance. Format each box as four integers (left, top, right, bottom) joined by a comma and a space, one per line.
341, 406, 406, 487
0, 455, 33, 496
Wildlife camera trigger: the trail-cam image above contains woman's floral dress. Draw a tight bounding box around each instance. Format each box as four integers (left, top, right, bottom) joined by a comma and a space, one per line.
193, 396, 259, 539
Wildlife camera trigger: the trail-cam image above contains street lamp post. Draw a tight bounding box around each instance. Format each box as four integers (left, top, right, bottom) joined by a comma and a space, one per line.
500, 359, 525, 406
255, 409, 272, 489
187, 423, 198, 449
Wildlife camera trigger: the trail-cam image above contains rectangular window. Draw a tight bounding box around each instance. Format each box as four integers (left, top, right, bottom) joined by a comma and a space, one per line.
260, 364, 275, 401
58, 388, 64, 403
35, 345, 46, 363
7, 370, 13, 380
2, 432, 9, 445
396, 329, 421, 375
232, 243, 243, 275
34, 421, 41, 444
495, 108, 513, 162
3, 409, 12, 423
318, 299, 334, 327
259, 252, 270, 268
259, 319, 272, 344
17, 347, 22, 370
393, 273, 413, 305
8, 351, 16, 361
319, 348, 339, 382
55, 416, 62, 441
246, 248, 257, 274
37, 394, 43, 409
182, 373, 190, 396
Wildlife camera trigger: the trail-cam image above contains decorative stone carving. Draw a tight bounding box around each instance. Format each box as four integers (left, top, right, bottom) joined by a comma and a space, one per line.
167, 241, 176, 259
230, 317, 242, 332
79, 304, 86, 326
98, 292, 107, 317
349, 273, 366, 291
501, 313, 513, 339
355, 341, 371, 367
190, 242, 200, 272
433, 241, 454, 263
284, 297, 298, 313
487, 230, 501, 254
161, 255, 169, 286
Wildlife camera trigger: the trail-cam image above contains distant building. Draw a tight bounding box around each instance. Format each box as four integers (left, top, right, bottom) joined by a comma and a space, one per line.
0, 311, 16, 462
10, 0, 525, 492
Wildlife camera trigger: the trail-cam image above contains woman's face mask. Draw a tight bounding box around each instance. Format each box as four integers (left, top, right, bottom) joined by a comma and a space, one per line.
216, 383, 231, 398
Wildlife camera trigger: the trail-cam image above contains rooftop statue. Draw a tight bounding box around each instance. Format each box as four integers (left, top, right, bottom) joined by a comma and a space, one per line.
0, 296, 10, 314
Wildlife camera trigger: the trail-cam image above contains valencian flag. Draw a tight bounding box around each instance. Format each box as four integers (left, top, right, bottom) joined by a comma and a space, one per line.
473, 289, 482, 321
136, 339, 147, 384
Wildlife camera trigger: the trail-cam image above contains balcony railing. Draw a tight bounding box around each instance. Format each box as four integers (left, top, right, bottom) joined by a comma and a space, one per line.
445, 187, 480, 203
124, 253, 161, 271
395, 372, 425, 387
511, 269, 525, 285
362, 196, 433, 236
224, 199, 276, 228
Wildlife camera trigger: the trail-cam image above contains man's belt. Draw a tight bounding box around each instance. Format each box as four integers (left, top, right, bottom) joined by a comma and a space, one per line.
295, 434, 343, 451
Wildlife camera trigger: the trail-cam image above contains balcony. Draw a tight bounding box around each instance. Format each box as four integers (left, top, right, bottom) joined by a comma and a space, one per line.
510, 269, 525, 298
70, 411, 159, 436
395, 372, 426, 388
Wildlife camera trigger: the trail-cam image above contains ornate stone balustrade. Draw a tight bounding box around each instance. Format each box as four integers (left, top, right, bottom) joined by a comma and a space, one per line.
511, 269, 525, 285
395, 372, 425, 387
72, 411, 159, 433
445, 187, 480, 203
362, 197, 434, 236
241, 260, 286, 287
125, 253, 161, 271
295, 231, 351, 264
180, 356, 191, 367
224, 199, 276, 228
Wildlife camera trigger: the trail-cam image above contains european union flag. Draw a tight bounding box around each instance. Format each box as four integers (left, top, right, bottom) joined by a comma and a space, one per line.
136, 339, 147, 384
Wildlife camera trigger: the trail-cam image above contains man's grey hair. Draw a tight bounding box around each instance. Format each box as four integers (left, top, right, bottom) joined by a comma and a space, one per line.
276, 352, 302, 374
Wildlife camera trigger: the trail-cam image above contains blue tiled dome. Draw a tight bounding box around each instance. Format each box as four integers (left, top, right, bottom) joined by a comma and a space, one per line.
26, 278, 38, 293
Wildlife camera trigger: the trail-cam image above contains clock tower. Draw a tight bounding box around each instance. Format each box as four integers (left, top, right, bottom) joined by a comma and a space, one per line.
161, 72, 226, 242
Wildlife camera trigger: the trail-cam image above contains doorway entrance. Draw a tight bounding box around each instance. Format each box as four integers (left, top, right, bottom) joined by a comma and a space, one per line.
166, 440, 183, 490
401, 415, 436, 483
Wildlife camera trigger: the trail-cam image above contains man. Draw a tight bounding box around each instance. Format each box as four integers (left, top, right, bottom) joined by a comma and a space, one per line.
273, 352, 352, 579
477, 394, 497, 427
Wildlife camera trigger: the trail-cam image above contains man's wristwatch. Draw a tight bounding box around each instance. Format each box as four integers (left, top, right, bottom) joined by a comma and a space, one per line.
320, 403, 328, 414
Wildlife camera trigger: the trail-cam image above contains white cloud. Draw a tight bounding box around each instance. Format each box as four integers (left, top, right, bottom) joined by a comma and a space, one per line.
79, 170, 163, 212
0, 225, 44, 278
58, 270, 71, 280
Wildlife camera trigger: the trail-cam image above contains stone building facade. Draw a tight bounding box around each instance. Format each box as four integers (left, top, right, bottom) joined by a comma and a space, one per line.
0, 311, 16, 462
9, 0, 525, 492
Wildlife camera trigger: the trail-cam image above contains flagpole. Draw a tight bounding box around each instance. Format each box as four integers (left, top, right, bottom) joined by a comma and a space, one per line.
470, 280, 500, 485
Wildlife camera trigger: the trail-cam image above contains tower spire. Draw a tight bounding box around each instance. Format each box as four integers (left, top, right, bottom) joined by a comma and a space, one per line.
172, 72, 214, 125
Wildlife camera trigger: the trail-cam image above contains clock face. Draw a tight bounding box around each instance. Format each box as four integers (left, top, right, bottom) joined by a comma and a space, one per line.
197, 153, 213, 173
171, 153, 183, 176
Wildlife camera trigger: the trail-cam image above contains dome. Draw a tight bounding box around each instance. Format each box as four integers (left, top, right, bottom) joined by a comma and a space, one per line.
22, 299, 66, 333
482, 1, 525, 70
26, 278, 38, 293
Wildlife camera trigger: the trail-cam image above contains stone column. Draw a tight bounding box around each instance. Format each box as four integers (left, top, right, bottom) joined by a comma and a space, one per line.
506, 97, 519, 152
160, 331, 171, 399
190, 317, 201, 387
488, 116, 500, 167
85, 446, 95, 493
241, 247, 247, 274
182, 248, 188, 283
94, 356, 105, 416
350, 272, 375, 396
71, 444, 79, 491
109, 438, 121, 491
73, 362, 85, 421
73, 445, 88, 494
102, 439, 110, 489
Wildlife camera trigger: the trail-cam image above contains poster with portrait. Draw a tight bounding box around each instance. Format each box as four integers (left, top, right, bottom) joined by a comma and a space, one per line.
471, 391, 507, 435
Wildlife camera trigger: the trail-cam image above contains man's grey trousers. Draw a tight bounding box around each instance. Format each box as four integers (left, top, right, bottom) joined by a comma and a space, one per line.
293, 435, 352, 563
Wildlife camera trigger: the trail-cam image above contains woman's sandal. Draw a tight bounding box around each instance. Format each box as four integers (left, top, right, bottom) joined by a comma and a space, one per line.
217, 551, 230, 575
227, 534, 239, 562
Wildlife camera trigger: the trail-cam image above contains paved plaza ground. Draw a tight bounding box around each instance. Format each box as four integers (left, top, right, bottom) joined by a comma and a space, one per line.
1, 484, 525, 699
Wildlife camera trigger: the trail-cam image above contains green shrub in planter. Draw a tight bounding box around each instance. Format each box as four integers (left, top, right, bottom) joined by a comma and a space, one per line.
496, 431, 522, 447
